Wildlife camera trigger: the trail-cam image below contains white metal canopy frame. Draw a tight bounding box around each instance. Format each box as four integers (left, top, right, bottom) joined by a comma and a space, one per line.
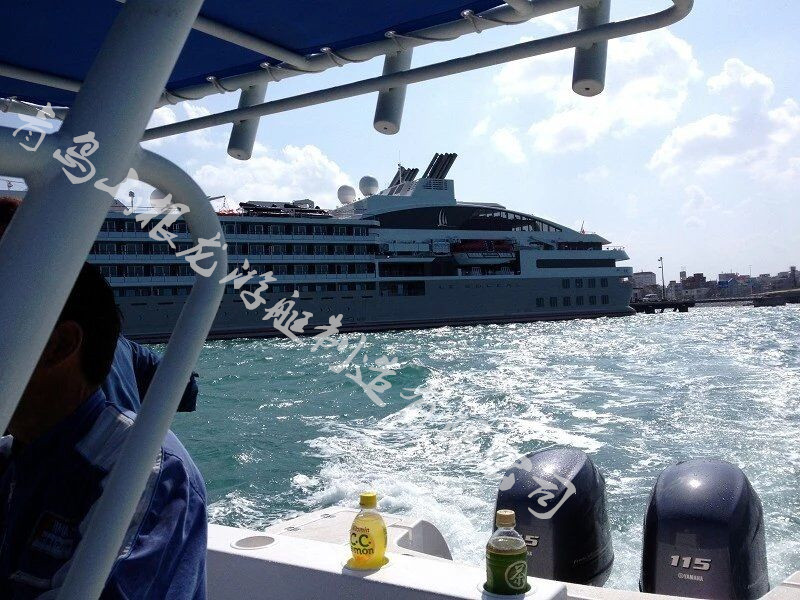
0, 1, 692, 599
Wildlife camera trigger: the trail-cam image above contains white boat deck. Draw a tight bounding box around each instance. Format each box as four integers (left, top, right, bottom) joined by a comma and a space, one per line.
206, 509, 800, 600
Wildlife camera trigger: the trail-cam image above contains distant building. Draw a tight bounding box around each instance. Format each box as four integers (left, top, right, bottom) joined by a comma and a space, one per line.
679, 270, 687, 282
718, 272, 737, 282
683, 287, 711, 300
683, 273, 707, 289
633, 271, 657, 287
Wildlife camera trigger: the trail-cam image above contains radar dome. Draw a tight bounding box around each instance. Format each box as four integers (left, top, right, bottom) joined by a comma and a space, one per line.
337, 185, 357, 205
359, 176, 380, 196
149, 188, 171, 210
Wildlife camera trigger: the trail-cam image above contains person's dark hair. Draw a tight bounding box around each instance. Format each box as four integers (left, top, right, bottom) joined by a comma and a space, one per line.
59, 263, 121, 386
0, 196, 20, 229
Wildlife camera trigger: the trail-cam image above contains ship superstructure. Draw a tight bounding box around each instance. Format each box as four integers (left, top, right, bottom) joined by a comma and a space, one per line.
90, 154, 634, 342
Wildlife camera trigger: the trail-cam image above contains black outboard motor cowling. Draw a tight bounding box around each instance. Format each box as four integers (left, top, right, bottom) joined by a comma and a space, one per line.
641, 459, 769, 599
495, 448, 614, 585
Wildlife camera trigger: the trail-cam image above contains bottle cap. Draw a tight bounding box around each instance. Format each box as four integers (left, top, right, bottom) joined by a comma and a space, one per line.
496, 509, 515, 528
359, 491, 377, 508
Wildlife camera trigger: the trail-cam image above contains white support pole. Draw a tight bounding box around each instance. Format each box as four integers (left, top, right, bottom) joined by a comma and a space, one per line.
0, 0, 203, 447
56, 149, 226, 600
572, 0, 612, 96
373, 49, 413, 135
227, 83, 268, 160
143, 0, 693, 142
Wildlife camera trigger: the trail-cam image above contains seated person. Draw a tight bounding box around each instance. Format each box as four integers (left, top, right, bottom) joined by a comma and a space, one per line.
0, 196, 198, 413
0, 263, 206, 599
104, 336, 199, 413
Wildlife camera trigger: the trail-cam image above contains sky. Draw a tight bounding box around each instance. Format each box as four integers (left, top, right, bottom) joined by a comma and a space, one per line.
4, 1, 799, 281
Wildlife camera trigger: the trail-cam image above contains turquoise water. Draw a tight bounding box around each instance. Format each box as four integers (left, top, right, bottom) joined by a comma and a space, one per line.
170, 306, 800, 589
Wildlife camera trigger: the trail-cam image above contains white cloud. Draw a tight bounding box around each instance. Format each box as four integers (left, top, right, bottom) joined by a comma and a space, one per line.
680, 184, 720, 228
484, 29, 701, 155
649, 59, 800, 184
192, 144, 351, 209
580, 165, 610, 182
490, 128, 526, 164
471, 116, 490, 137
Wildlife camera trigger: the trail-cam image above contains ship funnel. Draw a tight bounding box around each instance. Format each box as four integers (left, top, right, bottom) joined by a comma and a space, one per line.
337, 185, 357, 205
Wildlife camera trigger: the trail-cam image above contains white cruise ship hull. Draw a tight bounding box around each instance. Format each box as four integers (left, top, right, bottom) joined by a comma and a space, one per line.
116, 275, 634, 342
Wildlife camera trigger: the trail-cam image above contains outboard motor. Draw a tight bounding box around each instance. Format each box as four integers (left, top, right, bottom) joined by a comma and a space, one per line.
641, 459, 769, 599
495, 448, 614, 585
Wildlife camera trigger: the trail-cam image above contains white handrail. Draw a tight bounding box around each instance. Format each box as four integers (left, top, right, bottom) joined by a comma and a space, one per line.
55, 149, 227, 599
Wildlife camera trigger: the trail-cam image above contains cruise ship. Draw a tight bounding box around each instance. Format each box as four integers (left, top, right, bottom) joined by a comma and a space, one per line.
89, 153, 634, 342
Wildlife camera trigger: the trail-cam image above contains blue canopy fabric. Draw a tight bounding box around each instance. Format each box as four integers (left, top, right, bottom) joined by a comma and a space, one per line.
0, 0, 504, 107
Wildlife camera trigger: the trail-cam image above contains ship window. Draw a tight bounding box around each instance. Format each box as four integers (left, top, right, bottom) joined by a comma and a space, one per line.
138, 287, 151, 297
563, 296, 571, 307
223, 223, 236, 235
314, 245, 327, 255
562, 279, 570, 289
336, 264, 350, 274
536, 298, 544, 308
539, 259, 615, 268
250, 244, 265, 255
576, 296, 584, 306
601, 295, 609, 304
313, 225, 326, 236
549, 297, 558, 308
294, 264, 308, 275
269, 224, 283, 235
294, 225, 307, 235
274, 264, 288, 276
601, 278, 608, 287
99, 266, 118, 278
589, 295, 597, 305
353, 226, 367, 236
294, 244, 308, 255
315, 264, 329, 275
588, 278, 596, 288
153, 265, 168, 276
334, 226, 347, 236
575, 279, 583, 288
355, 264, 368, 274
334, 245, 347, 255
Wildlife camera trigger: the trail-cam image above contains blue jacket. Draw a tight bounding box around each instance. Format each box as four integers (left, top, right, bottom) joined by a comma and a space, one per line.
0, 391, 207, 599
103, 337, 198, 413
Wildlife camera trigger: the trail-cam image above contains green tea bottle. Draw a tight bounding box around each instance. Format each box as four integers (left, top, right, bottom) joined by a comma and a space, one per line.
485, 509, 530, 595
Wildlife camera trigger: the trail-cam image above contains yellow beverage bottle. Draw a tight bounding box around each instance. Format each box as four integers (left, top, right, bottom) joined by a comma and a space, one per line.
347, 491, 388, 570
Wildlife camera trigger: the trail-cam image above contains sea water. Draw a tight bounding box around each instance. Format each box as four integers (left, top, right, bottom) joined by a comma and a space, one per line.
170, 305, 800, 589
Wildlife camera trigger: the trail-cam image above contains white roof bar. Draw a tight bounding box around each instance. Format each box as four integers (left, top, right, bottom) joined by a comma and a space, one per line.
0, 0, 582, 114
0, 61, 80, 93
114, 0, 314, 71
144, 0, 693, 141
190, 15, 315, 71
504, 0, 536, 15
156, 0, 584, 106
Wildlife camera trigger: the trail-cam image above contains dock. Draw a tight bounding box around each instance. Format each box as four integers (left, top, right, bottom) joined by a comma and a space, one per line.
630, 300, 695, 314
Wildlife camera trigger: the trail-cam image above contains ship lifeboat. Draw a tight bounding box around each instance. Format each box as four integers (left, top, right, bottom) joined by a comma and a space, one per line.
452, 239, 515, 265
